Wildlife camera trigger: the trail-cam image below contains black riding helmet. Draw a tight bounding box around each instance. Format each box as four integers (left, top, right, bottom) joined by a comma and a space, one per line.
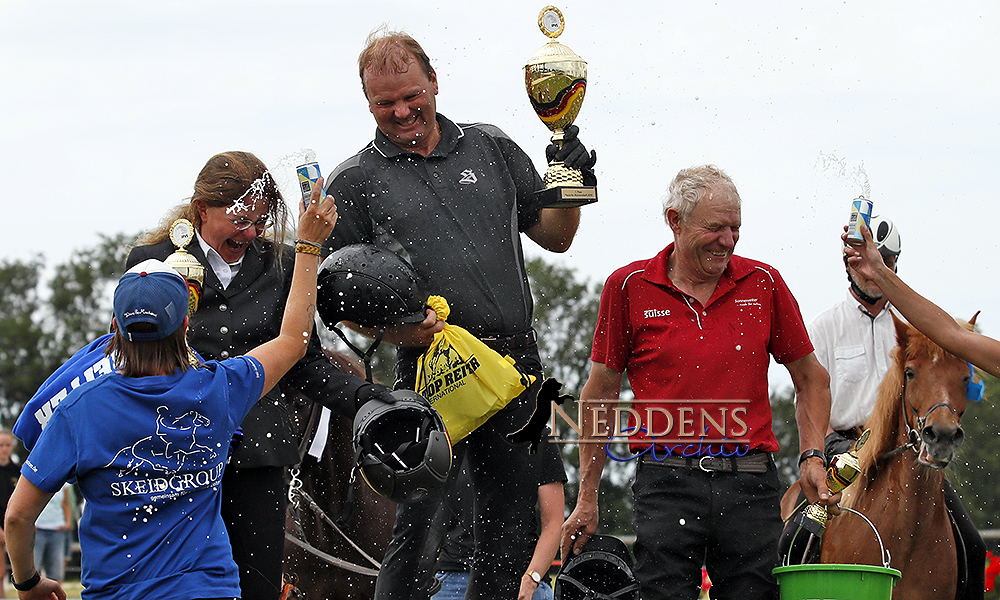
555, 535, 640, 600
353, 389, 452, 503
317, 244, 428, 329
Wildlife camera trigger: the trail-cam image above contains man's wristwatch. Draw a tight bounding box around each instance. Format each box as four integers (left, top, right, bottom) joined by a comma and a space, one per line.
798, 448, 827, 468
525, 570, 542, 585
11, 570, 40, 591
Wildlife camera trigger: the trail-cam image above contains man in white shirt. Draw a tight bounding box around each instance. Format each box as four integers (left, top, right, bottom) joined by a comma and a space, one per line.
808, 214, 899, 456
807, 216, 985, 600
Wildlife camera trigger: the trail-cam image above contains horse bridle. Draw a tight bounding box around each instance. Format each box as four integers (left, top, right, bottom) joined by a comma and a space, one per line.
285, 470, 381, 577
877, 375, 960, 462
284, 401, 382, 578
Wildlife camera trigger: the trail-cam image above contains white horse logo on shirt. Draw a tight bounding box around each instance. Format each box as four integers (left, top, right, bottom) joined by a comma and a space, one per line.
106, 406, 217, 477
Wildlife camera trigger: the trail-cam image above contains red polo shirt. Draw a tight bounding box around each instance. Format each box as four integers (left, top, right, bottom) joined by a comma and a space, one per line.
591, 244, 813, 454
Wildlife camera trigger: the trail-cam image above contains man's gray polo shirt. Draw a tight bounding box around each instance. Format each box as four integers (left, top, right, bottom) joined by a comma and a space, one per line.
325, 113, 546, 337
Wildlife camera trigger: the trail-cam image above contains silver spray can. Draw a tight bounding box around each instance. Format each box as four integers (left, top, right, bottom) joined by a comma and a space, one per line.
846, 196, 873, 245
296, 162, 326, 208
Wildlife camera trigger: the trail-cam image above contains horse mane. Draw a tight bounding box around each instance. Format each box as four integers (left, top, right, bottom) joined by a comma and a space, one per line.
853, 315, 974, 487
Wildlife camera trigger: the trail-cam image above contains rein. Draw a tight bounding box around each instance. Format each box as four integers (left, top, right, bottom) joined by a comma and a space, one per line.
285, 401, 381, 578
286, 474, 381, 577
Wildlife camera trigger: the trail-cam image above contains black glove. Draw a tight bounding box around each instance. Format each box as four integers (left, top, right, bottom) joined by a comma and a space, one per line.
354, 383, 397, 411
545, 124, 598, 176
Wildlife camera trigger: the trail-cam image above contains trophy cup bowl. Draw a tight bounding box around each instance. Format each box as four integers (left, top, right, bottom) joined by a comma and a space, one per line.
164, 218, 205, 316
525, 6, 597, 208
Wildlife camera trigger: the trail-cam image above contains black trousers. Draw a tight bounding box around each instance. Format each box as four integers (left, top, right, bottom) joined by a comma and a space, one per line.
632, 457, 782, 600
375, 345, 543, 600
221, 465, 288, 600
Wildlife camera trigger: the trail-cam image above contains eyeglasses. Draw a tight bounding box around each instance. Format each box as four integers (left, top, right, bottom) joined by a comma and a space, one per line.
225, 214, 271, 231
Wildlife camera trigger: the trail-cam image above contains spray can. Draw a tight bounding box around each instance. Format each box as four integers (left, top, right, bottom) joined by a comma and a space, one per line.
296, 162, 326, 208
846, 196, 873, 246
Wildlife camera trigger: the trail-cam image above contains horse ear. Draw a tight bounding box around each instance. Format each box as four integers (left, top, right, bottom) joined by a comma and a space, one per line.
891, 311, 910, 347
970, 311, 981, 328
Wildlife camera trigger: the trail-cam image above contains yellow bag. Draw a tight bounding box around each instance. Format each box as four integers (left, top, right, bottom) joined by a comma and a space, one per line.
415, 296, 535, 443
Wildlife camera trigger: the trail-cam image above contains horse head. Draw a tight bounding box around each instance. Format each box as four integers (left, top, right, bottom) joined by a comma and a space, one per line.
823, 313, 980, 599
887, 312, 978, 469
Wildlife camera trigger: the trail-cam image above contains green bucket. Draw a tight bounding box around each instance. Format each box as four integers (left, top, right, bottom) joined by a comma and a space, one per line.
773, 564, 901, 600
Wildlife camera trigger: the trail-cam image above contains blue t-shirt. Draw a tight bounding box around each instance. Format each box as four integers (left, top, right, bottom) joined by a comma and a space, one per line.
15, 335, 212, 453
22, 357, 265, 600
15, 334, 116, 451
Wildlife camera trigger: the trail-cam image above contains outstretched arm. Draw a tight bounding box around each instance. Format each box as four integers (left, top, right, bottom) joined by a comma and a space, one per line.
845, 224, 1000, 378
249, 178, 337, 395
561, 362, 621, 559
524, 125, 593, 253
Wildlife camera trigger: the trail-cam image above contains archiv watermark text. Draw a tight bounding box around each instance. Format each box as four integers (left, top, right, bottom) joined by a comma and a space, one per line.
544, 398, 753, 462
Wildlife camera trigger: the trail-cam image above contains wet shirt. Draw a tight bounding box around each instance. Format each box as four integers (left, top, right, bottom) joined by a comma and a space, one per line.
126, 239, 365, 467
808, 290, 895, 431
22, 357, 264, 600
325, 113, 545, 336
591, 244, 813, 454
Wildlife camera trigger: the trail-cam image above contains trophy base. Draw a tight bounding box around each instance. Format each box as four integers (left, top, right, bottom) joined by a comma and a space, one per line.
536, 185, 598, 208
791, 508, 827, 538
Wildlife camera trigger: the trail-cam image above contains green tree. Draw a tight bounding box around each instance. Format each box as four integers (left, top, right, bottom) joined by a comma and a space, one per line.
527, 256, 603, 392
526, 256, 637, 537
950, 369, 1000, 534
768, 384, 803, 489
0, 258, 50, 426
46, 233, 133, 360
0, 234, 134, 428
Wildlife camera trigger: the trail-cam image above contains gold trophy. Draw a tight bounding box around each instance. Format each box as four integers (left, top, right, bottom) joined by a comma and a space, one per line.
164, 219, 205, 316
525, 6, 597, 208
164, 219, 204, 367
793, 429, 870, 538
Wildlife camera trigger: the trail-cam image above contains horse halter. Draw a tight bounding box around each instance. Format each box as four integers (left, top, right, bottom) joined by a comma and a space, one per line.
879, 364, 973, 462
907, 362, 982, 428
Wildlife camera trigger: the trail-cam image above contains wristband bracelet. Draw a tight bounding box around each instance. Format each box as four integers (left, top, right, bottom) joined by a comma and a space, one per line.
294, 239, 322, 249
294, 243, 322, 257
798, 448, 827, 468
11, 570, 40, 591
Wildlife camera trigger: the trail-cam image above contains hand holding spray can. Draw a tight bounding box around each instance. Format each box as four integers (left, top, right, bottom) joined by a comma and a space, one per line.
296, 162, 326, 208
846, 196, 873, 246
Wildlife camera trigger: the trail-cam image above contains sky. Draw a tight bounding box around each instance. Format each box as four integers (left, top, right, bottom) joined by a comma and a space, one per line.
2, 0, 999, 391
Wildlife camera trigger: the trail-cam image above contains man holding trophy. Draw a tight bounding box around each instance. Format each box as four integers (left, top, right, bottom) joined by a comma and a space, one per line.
322, 15, 596, 599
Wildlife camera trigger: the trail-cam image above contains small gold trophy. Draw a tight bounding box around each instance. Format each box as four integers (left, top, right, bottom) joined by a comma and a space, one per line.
164, 219, 205, 316
792, 429, 870, 538
525, 6, 597, 208
165, 219, 204, 367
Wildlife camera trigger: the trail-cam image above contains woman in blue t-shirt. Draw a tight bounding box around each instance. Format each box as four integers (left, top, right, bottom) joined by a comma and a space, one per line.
3, 178, 336, 600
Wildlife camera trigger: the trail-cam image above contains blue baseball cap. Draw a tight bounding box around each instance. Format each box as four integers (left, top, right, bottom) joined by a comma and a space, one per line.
114, 259, 188, 341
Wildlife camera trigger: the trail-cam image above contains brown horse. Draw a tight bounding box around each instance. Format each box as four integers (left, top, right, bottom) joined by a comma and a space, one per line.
784, 313, 977, 600
282, 350, 396, 600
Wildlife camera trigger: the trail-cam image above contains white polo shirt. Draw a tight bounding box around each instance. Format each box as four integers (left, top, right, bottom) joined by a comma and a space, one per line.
807, 290, 896, 431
